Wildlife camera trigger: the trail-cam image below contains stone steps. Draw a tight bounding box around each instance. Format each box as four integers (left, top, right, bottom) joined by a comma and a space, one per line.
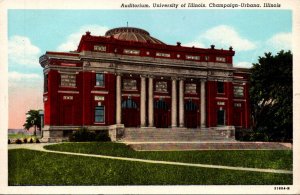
121, 128, 234, 142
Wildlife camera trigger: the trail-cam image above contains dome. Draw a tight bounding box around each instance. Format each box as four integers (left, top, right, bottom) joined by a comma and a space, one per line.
105, 27, 165, 44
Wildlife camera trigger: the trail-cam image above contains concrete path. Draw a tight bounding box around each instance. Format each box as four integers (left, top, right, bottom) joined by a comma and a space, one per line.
8, 143, 293, 175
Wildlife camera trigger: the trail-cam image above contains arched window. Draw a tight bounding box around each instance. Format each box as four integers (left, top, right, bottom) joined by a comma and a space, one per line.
155, 99, 168, 110
122, 98, 138, 109
185, 100, 198, 111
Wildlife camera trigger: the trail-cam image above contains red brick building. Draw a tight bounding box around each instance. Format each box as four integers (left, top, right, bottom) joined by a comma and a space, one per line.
39, 27, 251, 142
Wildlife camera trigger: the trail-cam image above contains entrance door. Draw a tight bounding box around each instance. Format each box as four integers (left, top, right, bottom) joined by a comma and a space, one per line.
122, 98, 139, 127
217, 109, 226, 126
154, 99, 169, 128
185, 100, 198, 128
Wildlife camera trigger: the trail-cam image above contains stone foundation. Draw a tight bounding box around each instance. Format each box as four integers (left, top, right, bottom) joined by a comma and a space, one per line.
41, 125, 234, 143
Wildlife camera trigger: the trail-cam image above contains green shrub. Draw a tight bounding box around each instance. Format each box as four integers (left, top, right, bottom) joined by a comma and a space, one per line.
29, 138, 34, 143
23, 138, 27, 143
15, 139, 22, 144
95, 131, 111, 142
36, 138, 40, 143
70, 128, 111, 142
8, 139, 11, 144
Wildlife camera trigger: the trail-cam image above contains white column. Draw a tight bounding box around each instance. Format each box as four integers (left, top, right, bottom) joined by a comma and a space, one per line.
171, 78, 177, 127
140, 76, 146, 127
116, 74, 122, 124
179, 79, 184, 127
148, 76, 154, 127
200, 80, 206, 128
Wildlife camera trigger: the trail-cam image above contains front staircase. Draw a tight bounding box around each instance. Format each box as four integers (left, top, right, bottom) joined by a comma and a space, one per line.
119, 128, 235, 142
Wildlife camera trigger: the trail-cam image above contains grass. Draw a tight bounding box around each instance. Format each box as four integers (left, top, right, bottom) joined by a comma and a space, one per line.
8, 133, 40, 140
8, 149, 292, 185
44, 142, 293, 171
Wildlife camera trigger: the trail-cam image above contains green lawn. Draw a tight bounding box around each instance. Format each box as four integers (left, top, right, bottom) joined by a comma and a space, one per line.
8, 133, 40, 140
44, 142, 293, 170
8, 149, 292, 185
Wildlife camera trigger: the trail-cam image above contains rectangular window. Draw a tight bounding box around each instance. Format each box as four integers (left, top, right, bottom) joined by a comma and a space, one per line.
156, 52, 171, 58
123, 49, 140, 55
44, 74, 48, 92
95, 106, 105, 123
186, 55, 200, 60
216, 57, 226, 62
94, 45, 106, 52
234, 86, 244, 97
96, 73, 105, 87
217, 81, 224, 93
205, 56, 209, 61
60, 74, 76, 87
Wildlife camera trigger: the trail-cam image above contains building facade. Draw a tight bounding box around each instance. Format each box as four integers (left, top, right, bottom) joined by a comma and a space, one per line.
39, 27, 251, 142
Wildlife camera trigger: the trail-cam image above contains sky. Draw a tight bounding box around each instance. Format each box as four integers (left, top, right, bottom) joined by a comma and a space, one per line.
8, 9, 292, 129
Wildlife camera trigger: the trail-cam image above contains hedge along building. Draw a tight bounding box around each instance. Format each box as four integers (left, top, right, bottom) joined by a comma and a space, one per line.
39, 27, 251, 142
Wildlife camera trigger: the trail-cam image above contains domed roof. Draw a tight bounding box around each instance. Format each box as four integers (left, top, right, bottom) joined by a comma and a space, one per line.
105, 27, 165, 45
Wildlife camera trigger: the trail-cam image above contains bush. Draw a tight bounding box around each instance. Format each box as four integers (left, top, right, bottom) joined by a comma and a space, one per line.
8, 139, 11, 144
95, 131, 111, 142
23, 138, 28, 143
36, 138, 40, 143
15, 139, 22, 144
70, 128, 111, 142
29, 138, 34, 143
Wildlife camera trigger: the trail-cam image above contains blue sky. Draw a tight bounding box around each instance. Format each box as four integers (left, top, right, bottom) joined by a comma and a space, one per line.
7, 9, 292, 128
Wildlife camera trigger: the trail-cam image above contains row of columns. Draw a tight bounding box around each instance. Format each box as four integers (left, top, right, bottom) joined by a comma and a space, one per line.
116, 74, 206, 128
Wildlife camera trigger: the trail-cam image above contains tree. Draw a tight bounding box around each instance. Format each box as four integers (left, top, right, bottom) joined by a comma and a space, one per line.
23, 109, 42, 136
250, 50, 292, 142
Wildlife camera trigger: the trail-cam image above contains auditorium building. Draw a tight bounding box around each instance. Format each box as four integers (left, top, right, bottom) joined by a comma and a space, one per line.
39, 27, 251, 142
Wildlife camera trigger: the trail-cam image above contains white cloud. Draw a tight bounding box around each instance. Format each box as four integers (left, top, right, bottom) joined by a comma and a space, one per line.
182, 41, 206, 48
234, 61, 253, 68
57, 25, 109, 51
266, 32, 292, 51
201, 25, 256, 51
184, 25, 256, 52
8, 36, 41, 67
8, 71, 41, 81
8, 71, 42, 89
